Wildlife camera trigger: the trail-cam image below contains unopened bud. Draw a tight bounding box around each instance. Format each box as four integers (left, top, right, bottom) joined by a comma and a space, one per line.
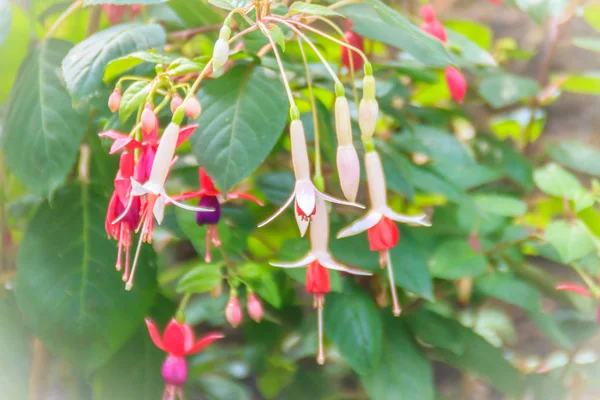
225, 295, 243, 328
362, 75, 376, 100
359, 98, 379, 140
141, 103, 156, 135
212, 38, 230, 71
170, 94, 183, 114
334, 96, 353, 147
420, 4, 436, 23
337, 144, 360, 202
108, 88, 121, 113
247, 293, 264, 322
445, 66, 467, 104
185, 97, 202, 119
421, 20, 447, 43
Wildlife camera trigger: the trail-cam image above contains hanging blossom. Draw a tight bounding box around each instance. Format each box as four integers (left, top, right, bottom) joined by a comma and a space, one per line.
258, 119, 363, 236
105, 151, 141, 282
110, 120, 213, 290
340, 21, 364, 71
271, 196, 371, 364
146, 318, 223, 400
171, 168, 263, 262
557, 283, 600, 325
337, 151, 430, 316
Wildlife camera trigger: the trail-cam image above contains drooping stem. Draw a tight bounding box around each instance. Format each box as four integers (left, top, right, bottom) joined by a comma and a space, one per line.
45, 0, 84, 39
316, 295, 326, 365
257, 22, 296, 107
264, 17, 342, 89
297, 38, 323, 183
385, 250, 402, 316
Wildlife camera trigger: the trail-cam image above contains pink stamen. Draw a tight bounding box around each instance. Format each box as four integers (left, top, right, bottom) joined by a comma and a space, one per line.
211, 226, 221, 247
116, 228, 123, 272
205, 232, 212, 263
316, 295, 326, 365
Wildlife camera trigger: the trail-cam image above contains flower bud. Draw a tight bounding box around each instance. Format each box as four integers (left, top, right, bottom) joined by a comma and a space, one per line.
341, 30, 364, 71
185, 97, 202, 119
170, 94, 183, 114
141, 103, 156, 135
420, 4, 436, 23
213, 26, 231, 71
290, 120, 310, 180
334, 96, 353, 147
421, 20, 447, 43
337, 144, 360, 203
225, 295, 243, 327
359, 99, 379, 140
247, 293, 264, 323
108, 88, 121, 113
445, 66, 467, 104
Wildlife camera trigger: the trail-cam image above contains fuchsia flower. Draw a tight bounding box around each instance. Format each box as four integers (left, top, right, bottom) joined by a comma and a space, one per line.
146, 318, 223, 400
247, 293, 264, 322
271, 196, 371, 364
171, 168, 262, 262
445, 66, 467, 104
105, 152, 141, 281
557, 283, 600, 324
225, 294, 243, 328
338, 151, 430, 316
259, 120, 363, 236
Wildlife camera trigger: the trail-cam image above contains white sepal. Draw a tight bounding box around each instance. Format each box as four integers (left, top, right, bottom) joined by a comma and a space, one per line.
337, 210, 383, 238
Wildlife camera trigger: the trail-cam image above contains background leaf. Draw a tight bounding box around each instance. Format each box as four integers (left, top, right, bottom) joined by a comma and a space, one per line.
430, 240, 487, 279
544, 220, 596, 264
478, 74, 540, 109
289, 2, 342, 17
191, 64, 288, 192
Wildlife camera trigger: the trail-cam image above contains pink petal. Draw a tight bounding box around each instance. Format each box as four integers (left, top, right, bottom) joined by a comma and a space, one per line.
176, 125, 199, 147
162, 319, 188, 356
556, 283, 592, 297
145, 318, 166, 352
187, 332, 225, 355
99, 131, 142, 154
227, 192, 264, 206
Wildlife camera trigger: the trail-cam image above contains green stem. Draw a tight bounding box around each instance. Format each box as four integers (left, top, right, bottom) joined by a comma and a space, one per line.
45, 0, 84, 39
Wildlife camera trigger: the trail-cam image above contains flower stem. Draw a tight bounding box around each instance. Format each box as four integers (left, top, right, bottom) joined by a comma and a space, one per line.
385, 250, 402, 316
45, 0, 84, 39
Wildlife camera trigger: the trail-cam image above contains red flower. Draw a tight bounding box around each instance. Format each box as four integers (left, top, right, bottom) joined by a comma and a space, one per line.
367, 216, 400, 251
341, 30, 364, 71
445, 66, 467, 103
146, 318, 223, 400
306, 260, 331, 296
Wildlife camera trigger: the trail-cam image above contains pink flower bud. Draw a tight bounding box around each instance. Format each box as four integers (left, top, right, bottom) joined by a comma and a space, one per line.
225, 295, 243, 328
170, 94, 183, 114
467, 235, 481, 252
420, 4, 436, 23
445, 67, 467, 104
247, 293, 263, 322
141, 103, 156, 134
185, 97, 202, 119
108, 89, 121, 113
421, 20, 447, 43
337, 145, 360, 203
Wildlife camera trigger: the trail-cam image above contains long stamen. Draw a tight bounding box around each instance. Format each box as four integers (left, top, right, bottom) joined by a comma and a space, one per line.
205, 230, 212, 263
211, 226, 221, 247
316, 295, 326, 365
385, 251, 402, 316
125, 225, 146, 291
123, 244, 131, 282
116, 228, 123, 272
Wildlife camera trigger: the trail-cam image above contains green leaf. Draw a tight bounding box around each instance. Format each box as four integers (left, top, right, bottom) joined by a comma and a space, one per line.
516, 0, 568, 24
118, 81, 151, 123
167, 57, 206, 76
429, 240, 487, 279
324, 283, 383, 375
361, 316, 434, 400
0, 299, 30, 399
547, 141, 600, 176
376, 141, 415, 201
572, 37, 600, 52
104, 51, 168, 83
432, 317, 523, 396
197, 375, 251, 400
473, 194, 527, 216
340, 1, 451, 67
191, 64, 288, 192
446, 28, 497, 67
0, 3, 29, 102
84, 0, 166, 4
207, 0, 251, 11
476, 273, 541, 312
389, 229, 434, 301
270, 24, 286, 51
62, 24, 166, 102
3, 39, 85, 198
534, 162, 584, 201
406, 307, 467, 355
445, 20, 492, 50
584, 4, 600, 31
168, 0, 222, 27
177, 262, 223, 294
560, 72, 600, 95
0, 0, 11, 47
16, 183, 157, 376
545, 220, 596, 264
478, 74, 540, 109
289, 2, 342, 17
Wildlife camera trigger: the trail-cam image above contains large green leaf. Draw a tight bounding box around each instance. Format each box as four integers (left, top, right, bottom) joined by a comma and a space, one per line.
324, 282, 383, 375
446, 28, 496, 68
478, 74, 540, 109
429, 239, 487, 279
533, 163, 583, 199
473, 194, 527, 216
406, 307, 467, 355
545, 220, 596, 264
0, 3, 29, 102
289, 2, 341, 17
168, 0, 222, 27
547, 141, 600, 176
62, 23, 166, 102
3, 39, 85, 198
361, 316, 434, 400
191, 64, 288, 192
0, 298, 30, 399
390, 229, 433, 301
16, 183, 157, 376
340, 1, 451, 67
475, 273, 541, 312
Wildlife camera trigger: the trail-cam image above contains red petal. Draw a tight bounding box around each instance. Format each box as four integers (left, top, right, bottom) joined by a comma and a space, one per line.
186, 332, 224, 355
99, 131, 142, 154
176, 125, 199, 147
367, 216, 399, 251
145, 318, 166, 352
306, 261, 330, 295
105, 192, 120, 239
199, 168, 220, 196
556, 283, 593, 297
227, 192, 264, 206
162, 319, 189, 356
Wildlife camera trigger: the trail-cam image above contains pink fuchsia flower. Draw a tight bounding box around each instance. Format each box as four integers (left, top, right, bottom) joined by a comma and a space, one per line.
171, 168, 263, 262
170, 94, 183, 114
105, 152, 141, 281
258, 120, 363, 236
334, 96, 360, 202
225, 294, 243, 328
271, 196, 371, 364
185, 97, 202, 119
557, 283, 600, 324
337, 151, 430, 316
247, 292, 264, 322
146, 318, 223, 400
445, 66, 467, 104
